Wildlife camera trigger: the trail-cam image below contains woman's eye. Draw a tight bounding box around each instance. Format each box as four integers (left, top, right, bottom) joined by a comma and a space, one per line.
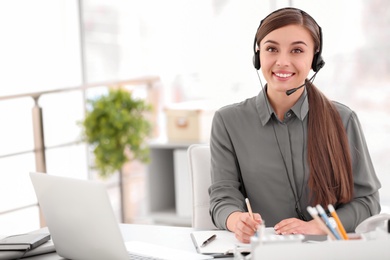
266, 47, 277, 52
292, 49, 303, 53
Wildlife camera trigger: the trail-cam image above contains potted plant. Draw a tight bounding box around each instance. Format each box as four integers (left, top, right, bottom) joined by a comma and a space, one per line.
81, 87, 152, 221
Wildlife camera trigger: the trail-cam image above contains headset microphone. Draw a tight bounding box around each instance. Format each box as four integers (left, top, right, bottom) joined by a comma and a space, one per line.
286, 83, 306, 96
285, 71, 319, 96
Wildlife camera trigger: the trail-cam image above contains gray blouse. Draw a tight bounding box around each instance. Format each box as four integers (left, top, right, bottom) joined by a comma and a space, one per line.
209, 88, 381, 232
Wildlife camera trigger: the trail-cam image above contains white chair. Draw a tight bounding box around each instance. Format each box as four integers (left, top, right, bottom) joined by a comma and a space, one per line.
187, 144, 217, 229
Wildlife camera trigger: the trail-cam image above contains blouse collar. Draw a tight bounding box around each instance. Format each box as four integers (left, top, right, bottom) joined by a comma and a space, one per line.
256, 85, 309, 126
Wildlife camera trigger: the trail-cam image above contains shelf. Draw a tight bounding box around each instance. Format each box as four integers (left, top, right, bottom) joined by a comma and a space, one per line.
146, 144, 194, 227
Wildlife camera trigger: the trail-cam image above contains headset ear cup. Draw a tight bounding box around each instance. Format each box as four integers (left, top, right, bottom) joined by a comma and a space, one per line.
312, 53, 325, 72
253, 50, 261, 70
311, 53, 319, 72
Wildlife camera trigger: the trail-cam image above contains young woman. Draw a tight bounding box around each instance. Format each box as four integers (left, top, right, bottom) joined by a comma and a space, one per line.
208, 7, 381, 243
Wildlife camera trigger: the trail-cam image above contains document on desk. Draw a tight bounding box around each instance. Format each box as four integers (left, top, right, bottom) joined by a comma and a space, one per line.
190, 230, 250, 256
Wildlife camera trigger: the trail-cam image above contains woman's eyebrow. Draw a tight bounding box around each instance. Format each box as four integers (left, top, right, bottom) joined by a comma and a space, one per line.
263, 40, 279, 45
291, 41, 308, 46
263, 40, 308, 46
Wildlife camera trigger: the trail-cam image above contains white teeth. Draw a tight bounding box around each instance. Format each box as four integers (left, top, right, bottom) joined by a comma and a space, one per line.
275, 73, 292, 78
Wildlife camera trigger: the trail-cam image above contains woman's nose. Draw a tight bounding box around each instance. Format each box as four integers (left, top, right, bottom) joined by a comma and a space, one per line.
276, 52, 291, 67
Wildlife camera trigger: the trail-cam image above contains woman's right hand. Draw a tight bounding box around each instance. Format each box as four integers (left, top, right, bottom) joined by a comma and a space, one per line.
227, 211, 262, 243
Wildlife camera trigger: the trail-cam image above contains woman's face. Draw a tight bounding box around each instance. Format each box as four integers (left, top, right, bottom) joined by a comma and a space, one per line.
259, 24, 315, 95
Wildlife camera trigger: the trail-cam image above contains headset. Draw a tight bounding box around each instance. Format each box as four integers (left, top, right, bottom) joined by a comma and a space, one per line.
252, 7, 325, 72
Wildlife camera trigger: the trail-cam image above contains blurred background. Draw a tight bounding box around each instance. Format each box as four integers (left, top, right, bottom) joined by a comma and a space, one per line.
1, 0, 389, 235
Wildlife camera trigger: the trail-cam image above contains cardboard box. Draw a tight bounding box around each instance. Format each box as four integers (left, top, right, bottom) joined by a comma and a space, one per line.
165, 101, 215, 142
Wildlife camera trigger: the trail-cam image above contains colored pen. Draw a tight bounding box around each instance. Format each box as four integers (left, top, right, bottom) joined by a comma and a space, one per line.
245, 198, 254, 220
307, 206, 336, 240
328, 204, 348, 240
200, 234, 216, 247
316, 205, 342, 240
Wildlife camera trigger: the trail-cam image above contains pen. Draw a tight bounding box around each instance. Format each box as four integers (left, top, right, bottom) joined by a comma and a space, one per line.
316, 205, 342, 240
200, 234, 216, 247
328, 204, 348, 240
245, 198, 254, 220
307, 206, 336, 240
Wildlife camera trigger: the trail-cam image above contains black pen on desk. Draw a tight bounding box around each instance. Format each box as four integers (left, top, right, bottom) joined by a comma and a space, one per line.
200, 234, 216, 247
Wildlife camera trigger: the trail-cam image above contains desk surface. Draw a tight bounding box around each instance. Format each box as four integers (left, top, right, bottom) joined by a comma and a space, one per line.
17, 224, 390, 260
23, 224, 232, 260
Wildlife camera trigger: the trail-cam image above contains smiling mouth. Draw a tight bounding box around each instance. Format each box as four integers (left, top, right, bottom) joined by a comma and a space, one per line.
274, 72, 294, 78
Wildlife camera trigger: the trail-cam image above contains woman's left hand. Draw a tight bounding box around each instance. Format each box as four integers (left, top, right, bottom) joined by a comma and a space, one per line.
273, 218, 326, 235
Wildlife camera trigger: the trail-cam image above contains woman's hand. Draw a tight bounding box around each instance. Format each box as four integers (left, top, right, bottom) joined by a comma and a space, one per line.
274, 218, 326, 235
227, 212, 262, 243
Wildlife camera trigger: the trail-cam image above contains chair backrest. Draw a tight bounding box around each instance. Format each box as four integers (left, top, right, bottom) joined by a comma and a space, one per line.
187, 144, 216, 229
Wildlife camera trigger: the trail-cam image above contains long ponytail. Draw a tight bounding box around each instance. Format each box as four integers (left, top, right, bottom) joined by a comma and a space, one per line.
307, 82, 353, 206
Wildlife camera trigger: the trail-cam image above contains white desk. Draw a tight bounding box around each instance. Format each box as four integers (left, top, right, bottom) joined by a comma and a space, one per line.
19, 224, 390, 260
22, 224, 232, 260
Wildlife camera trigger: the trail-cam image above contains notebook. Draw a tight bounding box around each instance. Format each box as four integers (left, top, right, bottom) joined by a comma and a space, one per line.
0, 233, 50, 251
190, 229, 308, 257
190, 230, 250, 257
29, 172, 212, 260
0, 231, 54, 260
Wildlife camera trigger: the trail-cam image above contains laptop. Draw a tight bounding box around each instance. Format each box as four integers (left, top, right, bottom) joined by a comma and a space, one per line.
29, 172, 212, 260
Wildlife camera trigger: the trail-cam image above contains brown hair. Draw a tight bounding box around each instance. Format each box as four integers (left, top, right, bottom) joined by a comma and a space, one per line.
255, 8, 353, 207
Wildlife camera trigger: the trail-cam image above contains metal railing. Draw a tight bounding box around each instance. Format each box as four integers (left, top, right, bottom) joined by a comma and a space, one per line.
0, 76, 161, 225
